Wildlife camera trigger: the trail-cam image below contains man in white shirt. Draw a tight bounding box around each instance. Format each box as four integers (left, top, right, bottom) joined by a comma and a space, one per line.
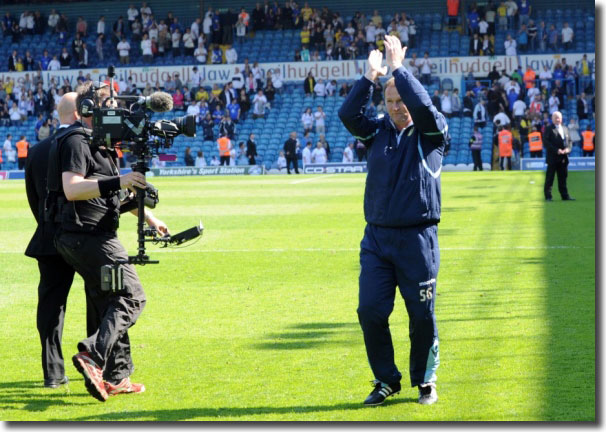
3, 134, 12, 155
191, 17, 201, 41
127, 4, 139, 28
231, 67, 244, 90
416, 52, 432, 85
272, 68, 283, 93
561, 22, 574, 51
342, 142, 354, 162
47, 55, 61, 71
538, 65, 553, 90
314, 79, 326, 97
302, 142, 312, 165
504, 79, 520, 96
277, 151, 287, 169
190, 66, 202, 91
548, 91, 560, 114
225, 46, 238, 64
512, 99, 526, 123
117, 37, 131, 64
440, 90, 452, 117
527, 85, 540, 102
478, 18, 489, 36
252, 90, 268, 119
194, 43, 207, 64
504, 34, 517, 56
187, 101, 201, 117
314, 106, 326, 134
365, 22, 377, 48
48, 9, 59, 31
97, 16, 106, 35
493, 109, 511, 126
311, 142, 327, 164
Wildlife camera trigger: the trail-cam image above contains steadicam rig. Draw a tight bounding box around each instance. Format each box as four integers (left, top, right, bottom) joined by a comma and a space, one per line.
88, 65, 200, 265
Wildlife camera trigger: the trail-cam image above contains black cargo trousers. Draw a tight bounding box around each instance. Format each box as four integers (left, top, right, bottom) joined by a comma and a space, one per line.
55, 229, 146, 382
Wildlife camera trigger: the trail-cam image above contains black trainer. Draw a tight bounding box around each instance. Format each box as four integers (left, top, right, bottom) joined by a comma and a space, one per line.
363, 380, 401, 406
44, 376, 69, 389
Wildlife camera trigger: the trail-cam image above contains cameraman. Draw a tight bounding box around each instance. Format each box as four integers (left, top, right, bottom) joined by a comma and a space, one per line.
51, 81, 169, 402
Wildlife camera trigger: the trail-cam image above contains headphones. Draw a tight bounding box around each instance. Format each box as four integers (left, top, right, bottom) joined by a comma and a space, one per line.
78, 81, 109, 117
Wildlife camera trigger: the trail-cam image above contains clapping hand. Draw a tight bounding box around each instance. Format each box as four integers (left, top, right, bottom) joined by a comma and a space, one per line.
364, 49, 388, 82
383, 35, 407, 72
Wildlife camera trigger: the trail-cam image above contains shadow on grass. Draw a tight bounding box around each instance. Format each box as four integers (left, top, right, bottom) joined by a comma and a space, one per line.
253, 322, 359, 350
542, 172, 595, 420
0, 380, 97, 413
62, 398, 418, 421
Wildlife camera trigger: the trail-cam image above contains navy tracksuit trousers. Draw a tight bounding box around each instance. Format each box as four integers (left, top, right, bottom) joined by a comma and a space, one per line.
358, 223, 440, 388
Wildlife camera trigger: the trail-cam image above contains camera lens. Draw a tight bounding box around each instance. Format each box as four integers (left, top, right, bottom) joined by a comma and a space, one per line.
174, 115, 196, 137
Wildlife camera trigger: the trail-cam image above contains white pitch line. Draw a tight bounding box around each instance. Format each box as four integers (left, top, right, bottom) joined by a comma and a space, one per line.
290, 174, 336, 184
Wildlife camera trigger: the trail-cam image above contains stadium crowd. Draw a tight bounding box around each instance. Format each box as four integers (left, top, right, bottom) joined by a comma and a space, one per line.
0, 1, 595, 170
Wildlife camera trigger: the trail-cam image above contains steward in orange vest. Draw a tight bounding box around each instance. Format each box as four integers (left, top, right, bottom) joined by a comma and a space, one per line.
498, 127, 513, 170
217, 135, 232, 165
581, 127, 595, 156
16, 135, 29, 170
528, 128, 543, 157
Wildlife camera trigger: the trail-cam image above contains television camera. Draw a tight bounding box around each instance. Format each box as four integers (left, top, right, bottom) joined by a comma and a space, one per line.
86, 65, 202, 266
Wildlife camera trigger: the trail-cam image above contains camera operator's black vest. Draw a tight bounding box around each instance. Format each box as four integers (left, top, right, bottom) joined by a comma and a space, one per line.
45, 124, 120, 233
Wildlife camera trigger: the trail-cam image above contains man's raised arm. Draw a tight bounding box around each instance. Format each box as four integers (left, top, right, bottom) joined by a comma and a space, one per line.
338, 50, 385, 145
384, 35, 447, 144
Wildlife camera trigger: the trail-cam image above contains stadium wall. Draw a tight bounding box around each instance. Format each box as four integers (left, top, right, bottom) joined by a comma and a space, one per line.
0, 53, 594, 91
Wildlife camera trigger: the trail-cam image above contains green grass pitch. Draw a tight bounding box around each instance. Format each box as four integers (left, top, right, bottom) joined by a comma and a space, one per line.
0, 170, 595, 421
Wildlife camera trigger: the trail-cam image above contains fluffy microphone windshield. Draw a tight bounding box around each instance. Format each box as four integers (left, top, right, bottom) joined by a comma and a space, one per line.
147, 91, 174, 112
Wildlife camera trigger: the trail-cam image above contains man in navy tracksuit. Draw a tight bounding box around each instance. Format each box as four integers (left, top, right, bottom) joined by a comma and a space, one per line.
338, 36, 446, 406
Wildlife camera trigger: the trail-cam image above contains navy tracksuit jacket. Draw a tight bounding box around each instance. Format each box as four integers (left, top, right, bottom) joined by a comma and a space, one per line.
338, 66, 447, 387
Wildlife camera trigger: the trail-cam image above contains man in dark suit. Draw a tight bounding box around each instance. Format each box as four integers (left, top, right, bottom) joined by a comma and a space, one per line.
24, 92, 80, 388
283, 131, 299, 174
543, 110, 574, 201
469, 33, 481, 55
8, 49, 18, 71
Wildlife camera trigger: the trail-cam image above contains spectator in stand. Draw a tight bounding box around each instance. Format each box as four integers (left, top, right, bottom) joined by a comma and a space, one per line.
182, 28, 195, 56
482, 35, 494, 55
416, 52, 432, 86
577, 92, 589, 120
311, 141, 327, 164
127, 4, 139, 29
227, 99, 240, 123
529, 94, 543, 115
184, 146, 195, 166
38, 49, 51, 71
172, 89, 184, 110
8, 50, 18, 72
431, 89, 442, 112
272, 68, 284, 94
211, 45, 222, 64
202, 113, 214, 140
117, 36, 131, 64
303, 72, 316, 95
527, 20, 537, 51
517, 24, 528, 53
264, 80, 275, 103
76, 16, 87, 36
47, 9, 59, 33
314, 79, 326, 98
194, 151, 207, 167
186, 100, 200, 119
440, 90, 453, 118
467, 6, 480, 35
238, 89, 250, 120
470, 33, 481, 55
283, 131, 299, 174
314, 106, 326, 134
301, 107, 313, 133
252, 90, 268, 119
493, 107, 511, 126
505, 0, 517, 29
512, 97, 527, 126
219, 114, 236, 139
141, 33, 153, 63
548, 89, 560, 115
47, 55, 60, 71
548, 24, 558, 51
469, 125, 483, 171
163, 75, 176, 93
276, 151, 287, 170
504, 33, 517, 56
225, 45, 237, 64
473, 99, 487, 127
567, 116, 581, 148
246, 133, 257, 165
561, 22, 574, 52
342, 141, 355, 163
171, 28, 182, 56
194, 43, 207, 63
447, 0, 460, 29
212, 103, 223, 124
